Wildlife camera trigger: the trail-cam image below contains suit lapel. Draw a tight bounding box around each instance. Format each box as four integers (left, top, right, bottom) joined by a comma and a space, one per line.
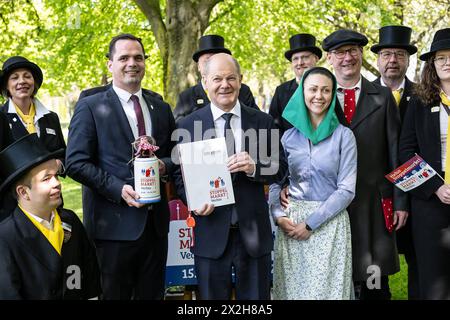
142, 92, 158, 137
196, 104, 216, 138
240, 106, 257, 153
334, 99, 349, 128
14, 208, 61, 272
3, 101, 29, 139
350, 77, 382, 129
288, 79, 298, 98
106, 88, 135, 143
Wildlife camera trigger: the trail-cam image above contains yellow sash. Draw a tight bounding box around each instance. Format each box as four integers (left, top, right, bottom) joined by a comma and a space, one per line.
14, 101, 36, 133
19, 205, 64, 255
441, 91, 450, 184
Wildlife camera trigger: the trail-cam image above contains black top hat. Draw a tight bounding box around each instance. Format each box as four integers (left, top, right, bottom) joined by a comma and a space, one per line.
192, 35, 232, 62
371, 26, 417, 55
0, 134, 64, 193
0, 56, 43, 97
284, 33, 322, 61
420, 28, 450, 61
322, 29, 368, 52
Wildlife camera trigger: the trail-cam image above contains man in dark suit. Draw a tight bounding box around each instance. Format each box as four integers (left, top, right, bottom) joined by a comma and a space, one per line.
371, 25, 419, 300
173, 35, 258, 123
269, 33, 321, 134
174, 53, 287, 299
0, 134, 100, 299
323, 29, 408, 299
66, 34, 176, 299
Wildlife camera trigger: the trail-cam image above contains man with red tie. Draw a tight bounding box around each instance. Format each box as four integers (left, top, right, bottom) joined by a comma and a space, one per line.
66, 34, 176, 299
322, 29, 408, 299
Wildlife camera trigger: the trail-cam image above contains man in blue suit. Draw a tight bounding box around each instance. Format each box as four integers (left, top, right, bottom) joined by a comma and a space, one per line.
174, 53, 287, 299
66, 34, 176, 299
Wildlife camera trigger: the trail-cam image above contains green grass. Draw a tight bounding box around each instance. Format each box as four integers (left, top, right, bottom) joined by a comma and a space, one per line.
60, 177, 408, 300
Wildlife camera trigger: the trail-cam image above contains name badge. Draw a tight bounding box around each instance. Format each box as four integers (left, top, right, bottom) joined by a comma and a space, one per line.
196, 99, 204, 105
406, 96, 411, 101
46, 128, 56, 135
62, 222, 72, 243
431, 106, 440, 113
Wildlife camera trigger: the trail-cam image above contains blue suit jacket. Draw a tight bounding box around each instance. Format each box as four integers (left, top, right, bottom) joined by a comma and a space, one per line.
66, 87, 176, 241
174, 104, 287, 259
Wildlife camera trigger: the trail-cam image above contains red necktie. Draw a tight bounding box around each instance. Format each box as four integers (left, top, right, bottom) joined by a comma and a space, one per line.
130, 95, 146, 137
343, 88, 356, 124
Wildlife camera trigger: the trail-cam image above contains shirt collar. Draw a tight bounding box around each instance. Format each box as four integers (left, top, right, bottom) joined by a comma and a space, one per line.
210, 100, 241, 122
337, 76, 362, 93
380, 77, 406, 91
8, 98, 50, 119
112, 84, 143, 103
19, 204, 56, 228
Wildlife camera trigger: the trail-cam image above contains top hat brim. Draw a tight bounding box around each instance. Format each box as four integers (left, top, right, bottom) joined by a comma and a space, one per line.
284, 46, 323, 61
371, 43, 418, 55
192, 47, 232, 62
419, 39, 450, 61
0, 146, 64, 194
0, 60, 43, 94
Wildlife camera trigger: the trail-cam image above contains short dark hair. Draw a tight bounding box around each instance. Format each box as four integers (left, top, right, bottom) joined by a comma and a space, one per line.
107, 33, 148, 60
11, 172, 32, 201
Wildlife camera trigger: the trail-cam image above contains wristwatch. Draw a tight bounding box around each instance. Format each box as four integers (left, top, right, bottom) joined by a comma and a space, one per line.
305, 223, 312, 231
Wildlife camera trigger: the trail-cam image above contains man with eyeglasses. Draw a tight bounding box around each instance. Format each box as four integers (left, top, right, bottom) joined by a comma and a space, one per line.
323, 29, 408, 300
371, 25, 419, 300
269, 33, 321, 134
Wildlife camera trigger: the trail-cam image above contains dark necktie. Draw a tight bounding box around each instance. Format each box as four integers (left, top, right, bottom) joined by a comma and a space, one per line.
130, 95, 146, 137
343, 88, 356, 124
221, 113, 238, 225
222, 113, 235, 157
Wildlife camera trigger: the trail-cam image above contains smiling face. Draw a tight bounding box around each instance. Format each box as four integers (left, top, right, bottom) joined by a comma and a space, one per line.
108, 39, 146, 93
291, 51, 318, 79
327, 45, 363, 85
303, 73, 333, 122
16, 159, 62, 215
6, 68, 35, 100
203, 53, 242, 112
377, 48, 409, 83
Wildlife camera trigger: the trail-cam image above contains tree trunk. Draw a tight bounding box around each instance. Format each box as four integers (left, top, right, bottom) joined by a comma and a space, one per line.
135, 0, 223, 107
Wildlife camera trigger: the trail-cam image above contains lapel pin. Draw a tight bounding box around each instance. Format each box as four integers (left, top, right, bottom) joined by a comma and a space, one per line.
431, 106, 440, 113
13, 117, 17, 122
197, 99, 204, 104
406, 96, 411, 101
150, 105, 154, 110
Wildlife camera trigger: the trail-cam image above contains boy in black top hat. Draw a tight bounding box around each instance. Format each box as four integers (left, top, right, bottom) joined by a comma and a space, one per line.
0, 134, 100, 299
173, 34, 259, 123
269, 33, 321, 134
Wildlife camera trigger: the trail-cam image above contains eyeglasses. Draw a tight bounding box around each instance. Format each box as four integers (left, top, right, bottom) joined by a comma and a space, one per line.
379, 50, 408, 61
434, 55, 450, 66
330, 47, 361, 59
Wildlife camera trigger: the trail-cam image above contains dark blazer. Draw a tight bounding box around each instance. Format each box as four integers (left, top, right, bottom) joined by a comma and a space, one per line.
335, 77, 404, 280
0, 207, 101, 300
373, 77, 416, 256
78, 83, 163, 101
173, 82, 258, 123
0, 111, 13, 150
0, 100, 66, 158
268, 78, 297, 134
373, 77, 415, 121
399, 96, 444, 199
66, 87, 176, 241
174, 104, 287, 259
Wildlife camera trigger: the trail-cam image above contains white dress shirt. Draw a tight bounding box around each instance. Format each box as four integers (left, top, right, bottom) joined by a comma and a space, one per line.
112, 85, 152, 138
336, 77, 362, 111
210, 101, 243, 153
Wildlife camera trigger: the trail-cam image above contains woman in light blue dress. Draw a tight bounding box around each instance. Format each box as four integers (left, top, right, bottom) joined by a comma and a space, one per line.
269, 67, 357, 300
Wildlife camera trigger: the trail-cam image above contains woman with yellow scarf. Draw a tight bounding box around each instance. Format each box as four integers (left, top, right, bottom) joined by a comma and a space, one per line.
0, 56, 66, 221
399, 28, 450, 300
